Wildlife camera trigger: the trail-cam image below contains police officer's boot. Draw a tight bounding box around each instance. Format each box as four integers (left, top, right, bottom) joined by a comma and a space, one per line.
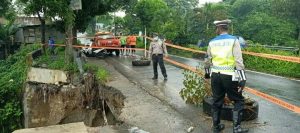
233, 111, 248, 133
212, 110, 224, 133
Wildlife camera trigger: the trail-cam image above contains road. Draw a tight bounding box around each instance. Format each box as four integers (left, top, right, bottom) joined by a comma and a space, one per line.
97, 53, 300, 133
167, 54, 300, 107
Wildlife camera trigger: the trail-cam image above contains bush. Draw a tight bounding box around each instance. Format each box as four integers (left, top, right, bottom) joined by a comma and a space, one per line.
243, 46, 300, 78
244, 55, 300, 78
244, 45, 297, 56
96, 67, 110, 84
179, 69, 211, 105
0, 44, 39, 133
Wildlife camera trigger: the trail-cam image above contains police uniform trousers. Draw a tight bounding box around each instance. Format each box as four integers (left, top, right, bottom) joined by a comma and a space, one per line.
211, 72, 244, 125
152, 54, 167, 78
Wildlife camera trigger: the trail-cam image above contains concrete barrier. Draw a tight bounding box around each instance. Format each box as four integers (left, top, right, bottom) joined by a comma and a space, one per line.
13, 122, 88, 133
27, 67, 68, 84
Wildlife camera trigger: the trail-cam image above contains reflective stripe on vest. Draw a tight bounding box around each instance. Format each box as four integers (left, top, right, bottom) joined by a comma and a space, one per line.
209, 38, 235, 74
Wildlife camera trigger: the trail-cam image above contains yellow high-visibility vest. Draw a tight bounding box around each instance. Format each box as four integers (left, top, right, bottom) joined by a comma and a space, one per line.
209, 34, 236, 75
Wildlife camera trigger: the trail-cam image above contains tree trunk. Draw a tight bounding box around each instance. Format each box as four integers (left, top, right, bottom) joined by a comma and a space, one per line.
4, 42, 8, 58
72, 25, 77, 45
37, 11, 46, 53
41, 19, 46, 44
298, 28, 300, 41
66, 24, 74, 64
91, 18, 96, 34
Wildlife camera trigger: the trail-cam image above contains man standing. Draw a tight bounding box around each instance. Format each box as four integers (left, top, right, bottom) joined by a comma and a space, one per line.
204, 19, 248, 133
119, 33, 127, 56
48, 37, 55, 55
126, 35, 136, 56
148, 33, 168, 80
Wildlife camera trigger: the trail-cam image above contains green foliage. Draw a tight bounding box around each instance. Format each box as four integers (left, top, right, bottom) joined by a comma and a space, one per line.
179, 70, 210, 105
135, 0, 168, 28
244, 46, 297, 56
96, 67, 110, 84
244, 55, 300, 78
83, 64, 110, 84
74, 0, 130, 32
0, 0, 11, 17
243, 46, 300, 78
35, 47, 79, 73
83, 64, 98, 73
135, 36, 146, 48
0, 44, 39, 133
239, 12, 297, 46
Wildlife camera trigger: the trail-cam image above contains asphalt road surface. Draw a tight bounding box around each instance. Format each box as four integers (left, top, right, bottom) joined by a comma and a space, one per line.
89, 53, 300, 133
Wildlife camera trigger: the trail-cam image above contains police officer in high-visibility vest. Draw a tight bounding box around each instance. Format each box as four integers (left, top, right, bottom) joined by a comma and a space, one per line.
204, 19, 248, 133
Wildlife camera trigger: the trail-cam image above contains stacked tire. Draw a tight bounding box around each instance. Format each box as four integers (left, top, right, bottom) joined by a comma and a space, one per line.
132, 60, 151, 66
202, 97, 259, 121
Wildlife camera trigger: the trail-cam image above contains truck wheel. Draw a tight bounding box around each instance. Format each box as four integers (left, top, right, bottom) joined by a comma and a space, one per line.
115, 50, 120, 56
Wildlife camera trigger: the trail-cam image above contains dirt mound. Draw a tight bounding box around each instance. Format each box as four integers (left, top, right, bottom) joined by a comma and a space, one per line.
23, 72, 125, 128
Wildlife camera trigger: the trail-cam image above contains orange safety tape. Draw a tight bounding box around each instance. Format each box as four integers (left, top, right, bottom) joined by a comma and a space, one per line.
52, 44, 146, 51
245, 87, 300, 114
243, 51, 300, 64
65, 35, 142, 40
163, 57, 300, 114
64, 35, 300, 63
165, 43, 206, 54
144, 36, 300, 64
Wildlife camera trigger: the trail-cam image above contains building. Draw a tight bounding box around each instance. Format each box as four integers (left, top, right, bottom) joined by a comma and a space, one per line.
14, 17, 65, 44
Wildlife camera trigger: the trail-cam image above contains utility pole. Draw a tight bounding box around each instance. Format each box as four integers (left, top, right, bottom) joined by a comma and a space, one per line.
144, 26, 147, 57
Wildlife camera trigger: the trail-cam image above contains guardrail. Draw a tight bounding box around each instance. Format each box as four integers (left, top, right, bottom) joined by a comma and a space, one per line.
248, 45, 300, 55
26, 49, 42, 66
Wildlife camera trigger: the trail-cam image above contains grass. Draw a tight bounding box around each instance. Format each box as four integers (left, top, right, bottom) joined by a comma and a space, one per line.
34, 47, 79, 73
84, 64, 110, 84
96, 67, 110, 84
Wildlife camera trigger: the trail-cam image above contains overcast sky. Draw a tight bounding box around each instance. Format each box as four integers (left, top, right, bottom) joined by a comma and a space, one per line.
199, 0, 222, 5
115, 0, 223, 17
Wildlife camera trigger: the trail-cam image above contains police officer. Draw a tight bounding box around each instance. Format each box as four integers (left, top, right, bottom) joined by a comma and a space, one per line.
204, 19, 248, 133
148, 33, 168, 80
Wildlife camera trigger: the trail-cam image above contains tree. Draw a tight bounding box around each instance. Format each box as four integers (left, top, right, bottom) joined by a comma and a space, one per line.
188, 3, 229, 44
135, 0, 168, 30
0, 0, 11, 17
0, 0, 17, 58
74, 0, 130, 32
239, 12, 297, 46
272, 0, 300, 41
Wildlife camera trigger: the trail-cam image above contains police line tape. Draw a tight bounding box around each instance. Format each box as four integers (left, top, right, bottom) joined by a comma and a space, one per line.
49, 43, 300, 113
52, 44, 146, 51
67, 35, 300, 63
163, 57, 300, 114
242, 51, 300, 64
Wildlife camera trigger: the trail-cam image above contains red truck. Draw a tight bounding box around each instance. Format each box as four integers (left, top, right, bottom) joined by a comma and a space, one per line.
92, 32, 121, 56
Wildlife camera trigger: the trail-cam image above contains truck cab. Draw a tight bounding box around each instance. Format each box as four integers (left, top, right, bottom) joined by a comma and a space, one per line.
92, 32, 121, 56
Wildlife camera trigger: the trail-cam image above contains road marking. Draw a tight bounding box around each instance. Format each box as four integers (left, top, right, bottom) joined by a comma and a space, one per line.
245, 70, 300, 82
245, 87, 300, 114
163, 57, 300, 114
